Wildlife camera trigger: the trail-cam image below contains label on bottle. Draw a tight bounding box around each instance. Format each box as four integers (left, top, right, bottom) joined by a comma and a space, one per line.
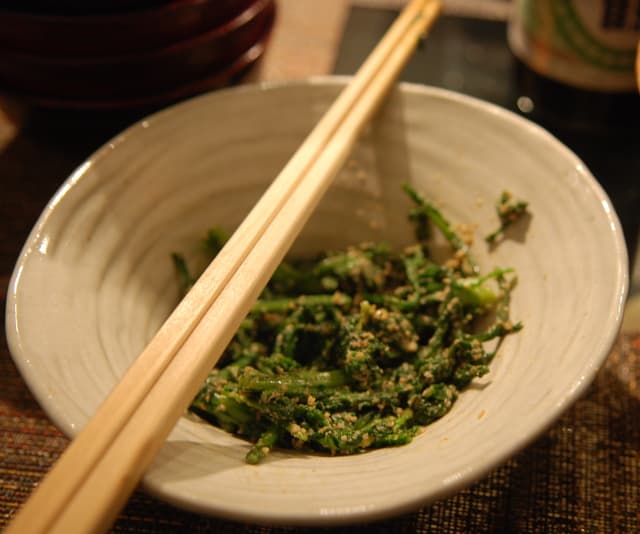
508, 0, 640, 92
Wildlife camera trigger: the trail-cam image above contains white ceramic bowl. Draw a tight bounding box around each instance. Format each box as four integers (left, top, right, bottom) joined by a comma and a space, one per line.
6, 78, 628, 525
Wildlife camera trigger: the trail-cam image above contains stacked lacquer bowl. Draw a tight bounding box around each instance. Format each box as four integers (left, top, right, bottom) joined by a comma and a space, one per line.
0, 0, 275, 109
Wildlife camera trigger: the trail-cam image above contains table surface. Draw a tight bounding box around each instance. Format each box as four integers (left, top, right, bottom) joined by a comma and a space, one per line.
1, 1, 639, 532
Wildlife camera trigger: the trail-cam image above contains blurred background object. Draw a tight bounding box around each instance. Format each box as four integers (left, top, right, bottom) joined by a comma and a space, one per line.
0, 0, 256, 57
0, 0, 275, 112
509, 0, 640, 133
0, 0, 171, 14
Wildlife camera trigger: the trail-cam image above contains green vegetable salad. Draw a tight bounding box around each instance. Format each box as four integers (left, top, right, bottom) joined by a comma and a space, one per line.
173, 185, 526, 464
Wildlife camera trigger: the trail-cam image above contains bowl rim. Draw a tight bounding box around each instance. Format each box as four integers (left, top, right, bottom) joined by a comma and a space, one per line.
5, 77, 630, 526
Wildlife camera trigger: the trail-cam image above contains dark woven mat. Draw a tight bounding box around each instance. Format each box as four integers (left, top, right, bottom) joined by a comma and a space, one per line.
2, 299, 639, 533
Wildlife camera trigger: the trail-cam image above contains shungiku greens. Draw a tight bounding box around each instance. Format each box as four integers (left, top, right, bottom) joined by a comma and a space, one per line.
173, 185, 525, 464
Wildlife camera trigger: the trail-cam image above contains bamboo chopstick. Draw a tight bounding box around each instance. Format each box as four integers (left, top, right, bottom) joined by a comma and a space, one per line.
6, 1, 441, 532
7, 3, 432, 529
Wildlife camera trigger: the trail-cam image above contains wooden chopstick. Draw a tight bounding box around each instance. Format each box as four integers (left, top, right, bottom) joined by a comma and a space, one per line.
7, 3, 432, 530
6, 1, 441, 532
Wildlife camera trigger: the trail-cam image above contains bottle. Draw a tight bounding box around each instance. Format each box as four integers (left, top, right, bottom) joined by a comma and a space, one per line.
508, 0, 640, 133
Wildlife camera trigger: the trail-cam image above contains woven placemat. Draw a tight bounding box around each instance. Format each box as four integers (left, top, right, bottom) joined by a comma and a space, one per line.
2, 317, 638, 533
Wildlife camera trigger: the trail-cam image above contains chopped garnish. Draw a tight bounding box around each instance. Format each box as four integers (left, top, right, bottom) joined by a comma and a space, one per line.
485, 190, 529, 244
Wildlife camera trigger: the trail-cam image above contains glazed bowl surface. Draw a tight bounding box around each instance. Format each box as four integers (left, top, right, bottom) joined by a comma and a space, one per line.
6, 78, 628, 525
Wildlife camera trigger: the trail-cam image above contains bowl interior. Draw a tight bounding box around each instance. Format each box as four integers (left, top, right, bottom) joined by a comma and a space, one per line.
6, 78, 628, 525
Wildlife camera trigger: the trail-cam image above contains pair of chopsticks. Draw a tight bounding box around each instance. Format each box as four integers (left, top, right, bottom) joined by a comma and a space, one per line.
6, 1, 441, 532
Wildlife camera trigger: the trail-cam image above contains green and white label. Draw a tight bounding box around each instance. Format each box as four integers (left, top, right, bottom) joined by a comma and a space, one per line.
508, 0, 640, 91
